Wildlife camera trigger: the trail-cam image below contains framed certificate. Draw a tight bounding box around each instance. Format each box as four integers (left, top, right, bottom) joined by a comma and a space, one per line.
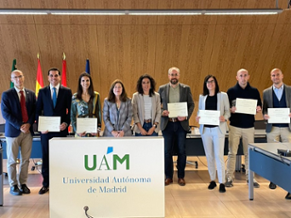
268, 108, 290, 124
199, 110, 220, 125
167, 102, 188, 118
77, 118, 98, 133
235, 98, 257, 115
38, 116, 61, 132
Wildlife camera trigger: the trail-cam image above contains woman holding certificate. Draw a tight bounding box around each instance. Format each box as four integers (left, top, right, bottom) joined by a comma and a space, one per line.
196, 75, 230, 193
71, 72, 101, 137
103, 79, 133, 137
132, 74, 161, 136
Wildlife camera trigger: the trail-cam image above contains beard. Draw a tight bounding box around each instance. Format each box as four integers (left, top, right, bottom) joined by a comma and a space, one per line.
170, 79, 178, 85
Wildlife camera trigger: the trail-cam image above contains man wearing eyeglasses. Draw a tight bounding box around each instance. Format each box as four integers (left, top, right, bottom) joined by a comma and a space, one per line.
36, 68, 72, 194
225, 69, 262, 188
1, 70, 36, 196
158, 67, 194, 186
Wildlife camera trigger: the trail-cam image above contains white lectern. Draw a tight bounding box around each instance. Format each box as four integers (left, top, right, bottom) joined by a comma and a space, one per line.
49, 137, 165, 218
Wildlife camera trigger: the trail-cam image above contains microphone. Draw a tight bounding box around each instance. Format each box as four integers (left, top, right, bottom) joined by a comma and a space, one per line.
83, 206, 94, 218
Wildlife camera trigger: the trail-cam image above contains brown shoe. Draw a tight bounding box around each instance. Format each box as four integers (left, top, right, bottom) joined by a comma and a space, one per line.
178, 178, 186, 186
165, 178, 173, 186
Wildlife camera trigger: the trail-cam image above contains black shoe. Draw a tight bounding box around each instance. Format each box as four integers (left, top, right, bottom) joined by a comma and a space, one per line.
20, 184, 30, 194
39, 186, 49, 195
219, 184, 226, 193
269, 182, 277, 189
285, 192, 291, 200
208, 181, 217, 190
10, 185, 22, 196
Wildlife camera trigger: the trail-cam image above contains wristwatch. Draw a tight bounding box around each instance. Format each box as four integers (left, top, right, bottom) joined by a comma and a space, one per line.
153, 124, 157, 128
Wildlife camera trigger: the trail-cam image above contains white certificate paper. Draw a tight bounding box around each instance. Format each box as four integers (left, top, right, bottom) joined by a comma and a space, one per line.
235, 98, 257, 115
268, 108, 290, 124
77, 118, 97, 133
199, 110, 220, 125
38, 116, 60, 132
167, 102, 188, 118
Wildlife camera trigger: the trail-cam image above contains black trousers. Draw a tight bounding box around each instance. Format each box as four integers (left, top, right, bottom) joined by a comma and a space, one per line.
40, 133, 67, 187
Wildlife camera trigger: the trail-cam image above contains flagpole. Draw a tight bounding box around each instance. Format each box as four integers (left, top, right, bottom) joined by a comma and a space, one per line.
36, 53, 44, 97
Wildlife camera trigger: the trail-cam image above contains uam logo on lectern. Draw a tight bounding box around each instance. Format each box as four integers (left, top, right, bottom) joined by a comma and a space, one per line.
84, 146, 130, 171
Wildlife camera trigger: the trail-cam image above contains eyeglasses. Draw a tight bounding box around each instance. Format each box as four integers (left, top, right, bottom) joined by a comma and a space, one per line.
11, 75, 23, 79
207, 80, 215, 84
169, 73, 178, 77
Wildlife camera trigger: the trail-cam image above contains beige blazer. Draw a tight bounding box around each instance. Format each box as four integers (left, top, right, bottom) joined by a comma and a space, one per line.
132, 92, 161, 133
197, 92, 230, 134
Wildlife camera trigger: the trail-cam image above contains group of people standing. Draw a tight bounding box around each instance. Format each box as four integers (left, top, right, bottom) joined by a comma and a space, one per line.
196, 68, 291, 199
1, 66, 290, 200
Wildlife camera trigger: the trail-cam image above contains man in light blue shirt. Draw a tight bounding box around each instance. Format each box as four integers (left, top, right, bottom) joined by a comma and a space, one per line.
262, 68, 291, 199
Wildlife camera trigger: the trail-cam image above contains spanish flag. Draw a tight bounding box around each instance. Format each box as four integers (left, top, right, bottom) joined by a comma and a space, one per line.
35, 56, 44, 97
61, 53, 67, 87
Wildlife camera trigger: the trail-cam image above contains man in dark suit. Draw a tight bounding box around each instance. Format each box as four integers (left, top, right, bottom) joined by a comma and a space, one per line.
158, 67, 194, 186
36, 67, 72, 194
263, 68, 291, 199
1, 70, 36, 196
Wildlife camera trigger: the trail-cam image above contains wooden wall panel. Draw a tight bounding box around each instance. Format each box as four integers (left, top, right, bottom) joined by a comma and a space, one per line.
0, 24, 39, 90
96, 25, 157, 101
34, 23, 101, 91
1, 0, 291, 127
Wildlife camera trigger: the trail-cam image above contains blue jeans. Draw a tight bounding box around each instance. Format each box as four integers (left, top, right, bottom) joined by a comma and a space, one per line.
135, 123, 158, 136
162, 122, 187, 179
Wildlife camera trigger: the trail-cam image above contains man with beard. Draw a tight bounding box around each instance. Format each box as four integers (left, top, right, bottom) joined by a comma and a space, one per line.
263, 68, 291, 199
158, 67, 194, 186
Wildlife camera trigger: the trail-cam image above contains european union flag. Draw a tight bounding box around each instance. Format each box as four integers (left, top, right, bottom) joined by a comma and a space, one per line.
85, 59, 90, 74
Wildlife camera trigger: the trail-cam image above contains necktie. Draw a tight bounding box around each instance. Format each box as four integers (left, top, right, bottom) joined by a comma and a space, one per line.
20, 90, 28, 123
53, 87, 57, 108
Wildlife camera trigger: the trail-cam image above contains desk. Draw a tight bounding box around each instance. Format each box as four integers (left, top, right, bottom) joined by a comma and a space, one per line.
183, 129, 267, 156
0, 136, 42, 159
0, 130, 267, 159
248, 143, 291, 200
172, 129, 267, 170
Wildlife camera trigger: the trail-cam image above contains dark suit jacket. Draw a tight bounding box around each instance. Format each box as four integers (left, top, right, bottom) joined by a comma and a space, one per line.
1, 88, 36, 137
158, 83, 195, 131
263, 84, 291, 132
36, 85, 72, 136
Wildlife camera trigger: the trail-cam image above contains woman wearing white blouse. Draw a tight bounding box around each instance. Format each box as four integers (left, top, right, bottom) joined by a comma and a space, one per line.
196, 75, 230, 193
132, 74, 161, 136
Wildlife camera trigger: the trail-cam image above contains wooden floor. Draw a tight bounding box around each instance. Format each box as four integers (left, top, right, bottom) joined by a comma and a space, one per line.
1, 157, 290, 218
